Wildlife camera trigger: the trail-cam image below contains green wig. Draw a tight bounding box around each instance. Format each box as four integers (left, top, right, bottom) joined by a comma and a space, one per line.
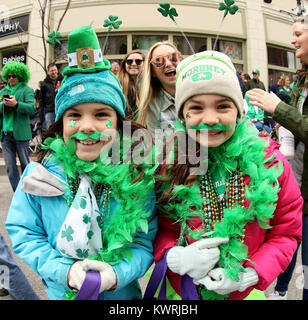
1, 61, 31, 83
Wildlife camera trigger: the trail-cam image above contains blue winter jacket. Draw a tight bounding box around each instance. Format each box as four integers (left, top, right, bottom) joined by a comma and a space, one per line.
5, 157, 157, 300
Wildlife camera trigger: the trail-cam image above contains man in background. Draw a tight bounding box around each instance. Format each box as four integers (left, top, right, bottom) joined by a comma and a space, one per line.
39, 63, 63, 130
244, 69, 266, 93
110, 61, 120, 76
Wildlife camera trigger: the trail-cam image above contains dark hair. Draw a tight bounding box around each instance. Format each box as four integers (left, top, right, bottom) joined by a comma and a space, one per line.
118, 49, 145, 113
155, 131, 202, 206
47, 63, 57, 71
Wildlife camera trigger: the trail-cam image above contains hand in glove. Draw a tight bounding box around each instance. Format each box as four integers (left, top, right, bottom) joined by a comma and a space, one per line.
82, 259, 117, 293
166, 237, 229, 282
197, 267, 258, 295
68, 259, 117, 293
68, 260, 86, 290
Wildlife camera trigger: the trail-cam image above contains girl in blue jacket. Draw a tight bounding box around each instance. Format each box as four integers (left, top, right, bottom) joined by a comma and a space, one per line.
5, 26, 157, 300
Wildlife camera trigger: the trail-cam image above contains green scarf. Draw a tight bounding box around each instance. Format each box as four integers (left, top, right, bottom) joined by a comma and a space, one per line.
160, 119, 283, 300
5, 82, 23, 96
42, 135, 158, 300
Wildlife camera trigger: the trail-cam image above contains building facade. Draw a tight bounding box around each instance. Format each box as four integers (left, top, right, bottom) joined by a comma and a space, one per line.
0, 0, 305, 90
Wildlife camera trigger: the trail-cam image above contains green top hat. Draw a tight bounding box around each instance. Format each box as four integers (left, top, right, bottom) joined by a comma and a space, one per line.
62, 26, 110, 76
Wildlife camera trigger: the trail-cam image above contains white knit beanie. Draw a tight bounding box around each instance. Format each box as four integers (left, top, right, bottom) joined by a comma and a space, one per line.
175, 50, 244, 120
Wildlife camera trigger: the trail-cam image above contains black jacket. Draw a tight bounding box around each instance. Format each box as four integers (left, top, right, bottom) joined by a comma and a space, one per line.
39, 74, 63, 115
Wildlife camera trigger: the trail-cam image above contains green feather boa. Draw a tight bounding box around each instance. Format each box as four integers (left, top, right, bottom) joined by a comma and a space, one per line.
41, 135, 158, 300
162, 119, 283, 300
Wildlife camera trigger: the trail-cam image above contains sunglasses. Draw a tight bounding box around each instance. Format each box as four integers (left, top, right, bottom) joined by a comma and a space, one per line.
126, 59, 143, 66
8, 74, 17, 79
150, 52, 179, 68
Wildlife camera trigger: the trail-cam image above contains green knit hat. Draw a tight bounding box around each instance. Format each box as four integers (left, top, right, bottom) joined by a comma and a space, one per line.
62, 26, 110, 76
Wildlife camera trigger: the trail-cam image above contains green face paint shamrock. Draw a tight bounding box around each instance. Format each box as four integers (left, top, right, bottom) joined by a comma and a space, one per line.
46, 30, 62, 45
69, 120, 76, 127
157, 3, 178, 22
218, 0, 239, 18
103, 15, 122, 32
106, 120, 112, 128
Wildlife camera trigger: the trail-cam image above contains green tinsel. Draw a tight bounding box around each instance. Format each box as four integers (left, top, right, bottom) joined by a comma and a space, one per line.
41, 134, 158, 299
161, 119, 283, 300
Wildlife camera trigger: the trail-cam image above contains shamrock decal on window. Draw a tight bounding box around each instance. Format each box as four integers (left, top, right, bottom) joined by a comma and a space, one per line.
218, 0, 239, 18
103, 15, 122, 32
46, 30, 62, 45
157, 3, 178, 22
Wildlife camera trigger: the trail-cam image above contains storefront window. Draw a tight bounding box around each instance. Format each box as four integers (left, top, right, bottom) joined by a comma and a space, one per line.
212, 39, 243, 60
98, 35, 127, 55
54, 40, 68, 62
132, 35, 168, 54
173, 36, 206, 55
268, 69, 294, 89
267, 46, 295, 69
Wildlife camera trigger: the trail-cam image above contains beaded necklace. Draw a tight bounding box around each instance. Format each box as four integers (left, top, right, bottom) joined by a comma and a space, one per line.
200, 167, 245, 232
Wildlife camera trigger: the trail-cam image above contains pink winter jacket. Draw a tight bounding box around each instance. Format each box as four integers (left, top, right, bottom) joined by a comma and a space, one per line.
154, 138, 303, 300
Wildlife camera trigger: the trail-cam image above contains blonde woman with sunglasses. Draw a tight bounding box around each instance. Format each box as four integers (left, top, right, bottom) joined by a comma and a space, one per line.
118, 50, 145, 120
138, 41, 182, 137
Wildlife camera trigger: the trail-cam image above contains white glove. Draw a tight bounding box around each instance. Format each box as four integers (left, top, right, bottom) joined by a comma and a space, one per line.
166, 237, 229, 282
68, 260, 85, 290
67, 259, 117, 293
82, 259, 117, 293
198, 267, 259, 295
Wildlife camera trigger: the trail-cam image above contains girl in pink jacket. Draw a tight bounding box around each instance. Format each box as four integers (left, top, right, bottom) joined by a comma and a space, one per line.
151, 51, 303, 300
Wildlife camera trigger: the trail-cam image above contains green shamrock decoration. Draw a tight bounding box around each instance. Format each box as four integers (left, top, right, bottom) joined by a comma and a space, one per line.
82, 214, 91, 224
213, 0, 239, 51
103, 15, 122, 32
46, 30, 62, 45
157, 3, 195, 55
102, 15, 122, 55
218, 0, 239, 18
157, 3, 178, 22
72, 188, 87, 210
76, 249, 89, 259
61, 225, 74, 242
87, 230, 94, 240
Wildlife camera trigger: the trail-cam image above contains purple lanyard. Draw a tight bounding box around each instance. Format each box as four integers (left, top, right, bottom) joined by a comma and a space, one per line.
75, 270, 101, 300
144, 249, 199, 300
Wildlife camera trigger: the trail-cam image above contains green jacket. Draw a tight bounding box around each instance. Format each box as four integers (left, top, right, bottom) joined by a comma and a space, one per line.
273, 73, 308, 214
0, 83, 35, 141
244, 78, 266, 94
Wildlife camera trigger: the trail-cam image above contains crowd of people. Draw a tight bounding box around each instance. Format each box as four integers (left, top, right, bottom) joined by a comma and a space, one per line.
0, 13, 307, 301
